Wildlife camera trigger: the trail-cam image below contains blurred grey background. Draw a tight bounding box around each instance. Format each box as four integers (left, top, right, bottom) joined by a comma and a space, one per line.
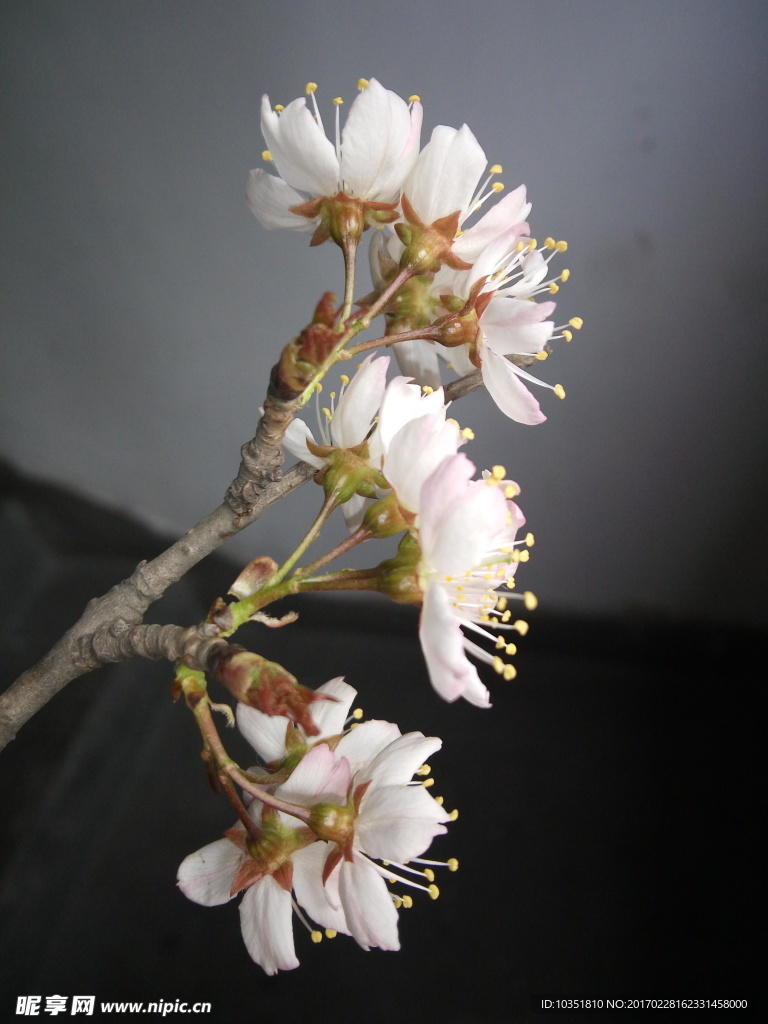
2, 0, 767, 625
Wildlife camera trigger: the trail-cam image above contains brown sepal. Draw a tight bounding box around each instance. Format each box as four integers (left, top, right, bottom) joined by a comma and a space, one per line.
224, 827, 250, 853
230, 856, 265, 897
272, 860, 294, 894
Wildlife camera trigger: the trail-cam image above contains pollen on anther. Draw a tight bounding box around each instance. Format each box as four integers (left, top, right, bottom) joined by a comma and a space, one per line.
535, 351, 548, 360
462, 427, 475, 440
333, 97, 344, 105
422, 778, 435, 788
514, 619, 529, 635
447, 858, 459, 872
340, 374, 350, 386
555, 240, 568, 252
357, 78, 369, 90
261, 150, 273, 162
490, 163, 503, 174
428, 884, 440, 900
273, 104, 284, 113
491, 182, 504, 193
424, 868, 435, 881
493, 655, 504, 674
402, 894, 413, 908
434, 795, 444, 805
548, 282, 560, 294
528, 238, 538, 252
524, 591, 538, 611
491, 464, 506, 480
569, 316, 583, 329
504, 484, 517, 498
352, 707, 363, 720
305, 82, 318, 95
311, 930, 323, 943
560, 268, 571, 282
497, 596, 508, 611
506, 642, 517, 656
503, 664, 517, 681
544, 236, 556, 249
325, 928, 337, 939
496, 635, 506, 649
322, 407, 333, 420
408, 94, 421, 103
417, 764, 431, 775
448, 809, 459, 821
422, 385, 434, 395
562, 330, 573, 342
554, 384, 566, 400
525, 532, 535, 546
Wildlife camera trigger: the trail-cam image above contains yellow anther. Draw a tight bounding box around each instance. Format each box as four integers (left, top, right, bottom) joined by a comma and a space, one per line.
524, 591, 538, 611
543, 236, 556, 249
554, 384, 566, 399
273, 104, 284, 113
454, 229, 464, 237
357, 78, 369, 90
492, 464, 506, 480
444, 574, 453, 582
525, 532, 535, 547
330, 391, 336, 400
528, 238, 538, 251
568, 316, 583, 329
447, 858, 459, 872
349, 721, 359, 730
428, 884, 440, 900
535, 350, 549, 360
352, 707, 363, 720
422, 777, 435, 788
560, 268, 571, 282
261, 150, 273, 162
514, 619, 529, 635
446, 417, 459, 428
481, 613, 490, 621
491, 181, 504, 193
496, 596, 508, 612
493, 655, 504, 674
322, 407, 333, 420
422, 384, 434, 394
408, 94, 421, 103
402, 894, 413, 908
506, 577, 516, 587
548, 282, 560, 294
424, 868, 435, 881
503, 664, 517, 681
393, 896, 403, 908
490, 163, 503, 174
311, 930, 323, 943
314, 382, 323, 393
518, 549, 530, 562
333, 96, 344, 105
496, 635, 506, 649
504, 484, 517, 498
516, 239, 526, 252
325, 928, 337, 939
434, 795, 444, 805
305, 82, 318, 95
340, 374, 350, 386
511, 550, 521, 562
555, 240, 568, 252
448, 808, 459, 821
417, 764, 431, 776
501, 609, 511, 623
462, 427, 475, 440
562, 329, 573, 342
506, 642, 517, 656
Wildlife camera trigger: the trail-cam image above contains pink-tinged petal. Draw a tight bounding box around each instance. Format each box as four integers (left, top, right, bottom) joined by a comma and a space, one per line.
406, 124, 487, 224
384, 415, 462, 514
331, 354, 389, 448
453, 185, 532, 261
481, 348, 547, 425
358, 731, 443, 789
419, 584, 491, 707
377, 376, 445, 451
334, 719, 402, 775
291, 843, 350, 934
357, 785, 449, 861
283, 418, 324, 468
339, 855, 400, 951
246, 169, 313, 232
260, 95, 339, 196
239, 876, 299, 974
237, 703, 292, 764
483, 297, 557, 328
437, 341, 474, 377
177, 838, 242, 907
276, 744, 351, 806
482, 317, 555, 358
310, 677, 357, 739
392, 338, 442, 390
340, 80, 421, 202
508, 249, 549, 296
418, 452, 477, 548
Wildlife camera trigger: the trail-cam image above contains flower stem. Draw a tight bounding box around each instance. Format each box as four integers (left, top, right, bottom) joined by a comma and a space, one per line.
344, 325, 439, 359
294, 523, 373, 578
269, 493, 339, 586
339, 236, 358, 329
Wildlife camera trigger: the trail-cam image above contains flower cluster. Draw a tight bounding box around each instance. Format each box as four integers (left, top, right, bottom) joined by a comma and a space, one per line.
248, 78, 582, 423
178, 679, 454, 974
177, 76, 578, 978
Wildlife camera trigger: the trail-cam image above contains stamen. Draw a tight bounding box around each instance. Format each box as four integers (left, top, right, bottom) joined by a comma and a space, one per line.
416, 764, 431, 775
261, 150, 273, 162
560, 268, 571, 281
325, 928, 337, 939
554, 384, 566, 399
273, 104, 284, 113
408, 94, 421, 103
357, 78, 369, 90
568, 316, 583, 329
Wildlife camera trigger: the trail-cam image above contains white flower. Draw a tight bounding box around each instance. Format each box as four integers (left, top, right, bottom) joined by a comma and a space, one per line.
247, 80, 423, 232
177, 783, 347, 975
413, 453, 528, 707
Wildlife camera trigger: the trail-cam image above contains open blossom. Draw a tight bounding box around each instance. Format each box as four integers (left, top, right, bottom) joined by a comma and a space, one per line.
412, 452, 529, 707
247, 79, 422, 234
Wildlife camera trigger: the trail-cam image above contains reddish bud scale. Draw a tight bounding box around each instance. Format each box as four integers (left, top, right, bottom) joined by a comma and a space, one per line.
290, 192, 399, 249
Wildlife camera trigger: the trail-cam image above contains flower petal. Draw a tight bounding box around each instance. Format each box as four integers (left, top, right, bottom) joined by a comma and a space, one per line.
481, 348, 547, 425
237, 703, 292, 764
276, 743, 351, 806
340, 80, 422, 202
246, 168, 313, 232
339, 854, 400, 951
392, 338, 442, 390
406, 124, 487, 224
453, 185, 532, 262
291, 842, 350, 934
283, 418, 325, 469
239, 876, 299, 974
359, 731, 443, 789
177, 838, 242, 906
261, 95, 339, 196
331, 353, 389, 448
419, 583, 491, 707
357, 784, 449, 861
334, 719, 402, 775
310, 677, 357, 740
